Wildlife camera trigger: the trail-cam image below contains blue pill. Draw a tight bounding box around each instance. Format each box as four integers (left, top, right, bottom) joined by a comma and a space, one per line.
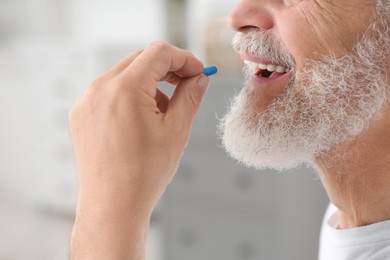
202, 65, 218, 77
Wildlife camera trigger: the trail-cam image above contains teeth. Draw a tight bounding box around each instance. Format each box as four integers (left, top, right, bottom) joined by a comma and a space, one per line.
266, 64, 277, 72
258, 63, 267, 70
276, 65, 286, 73
244, 60, 289, 73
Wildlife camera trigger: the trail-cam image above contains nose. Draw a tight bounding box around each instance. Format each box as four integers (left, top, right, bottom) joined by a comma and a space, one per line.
227, 0, 274, 33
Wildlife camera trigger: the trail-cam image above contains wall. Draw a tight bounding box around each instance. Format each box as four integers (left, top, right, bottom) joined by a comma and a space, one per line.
0, 1, 329, 259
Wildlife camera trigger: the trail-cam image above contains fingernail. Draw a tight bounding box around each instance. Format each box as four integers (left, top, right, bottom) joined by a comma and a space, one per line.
198, 75, 210, 93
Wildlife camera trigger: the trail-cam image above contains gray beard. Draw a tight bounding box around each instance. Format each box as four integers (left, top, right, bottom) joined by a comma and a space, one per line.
218, 6, 390, 171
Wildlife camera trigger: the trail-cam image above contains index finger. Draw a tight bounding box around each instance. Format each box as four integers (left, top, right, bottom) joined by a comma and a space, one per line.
119, 42, 204, 86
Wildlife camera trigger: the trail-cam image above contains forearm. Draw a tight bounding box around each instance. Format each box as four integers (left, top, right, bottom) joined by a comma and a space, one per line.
70, 189, 153, 260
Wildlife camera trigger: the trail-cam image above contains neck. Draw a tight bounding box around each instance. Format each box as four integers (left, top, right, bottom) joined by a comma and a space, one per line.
314, 104, 390, 229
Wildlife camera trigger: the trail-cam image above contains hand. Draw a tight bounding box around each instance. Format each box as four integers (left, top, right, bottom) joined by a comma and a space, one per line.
69, 42, 210, 260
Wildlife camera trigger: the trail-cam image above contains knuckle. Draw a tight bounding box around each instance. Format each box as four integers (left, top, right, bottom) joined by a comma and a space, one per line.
149, 41, 171, 52
84, 74, 114, 100
68, 75, 108, 121
146, 41, 180, 71
82, 86, 98, 103
184, 49, 195, 59
68, 98, 83, 127
89, 75, 107, 90
188, 91, 201, 112
133, 49, 143, 55
148, 42, 173, 62
68, 105, 76, 124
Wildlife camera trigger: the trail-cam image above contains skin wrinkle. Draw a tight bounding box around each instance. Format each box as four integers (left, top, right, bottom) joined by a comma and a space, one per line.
316, 153, 363, 226
222, 1, 389, 170
315, 113, 390, 227
296, 8, 329, 55
222, 0, 390, 229
300, 2, 367, 57
67, 2, 390, 258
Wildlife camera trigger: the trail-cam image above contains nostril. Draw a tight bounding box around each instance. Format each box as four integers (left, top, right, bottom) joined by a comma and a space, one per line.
238, 25, 259, 33
228, 1, 274, 32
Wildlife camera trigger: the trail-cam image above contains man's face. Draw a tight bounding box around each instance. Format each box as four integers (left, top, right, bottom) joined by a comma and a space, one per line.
219, 0, 390, 170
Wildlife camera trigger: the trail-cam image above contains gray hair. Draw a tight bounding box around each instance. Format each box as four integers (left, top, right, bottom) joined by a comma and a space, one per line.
375, 0, 390, 41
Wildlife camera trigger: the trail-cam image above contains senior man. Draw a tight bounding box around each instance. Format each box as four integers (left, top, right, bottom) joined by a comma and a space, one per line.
69, 0, 390, 259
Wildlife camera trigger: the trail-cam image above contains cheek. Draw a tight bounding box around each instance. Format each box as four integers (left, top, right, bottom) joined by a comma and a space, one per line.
276, 10, 323, 68
275, 3, 376, 68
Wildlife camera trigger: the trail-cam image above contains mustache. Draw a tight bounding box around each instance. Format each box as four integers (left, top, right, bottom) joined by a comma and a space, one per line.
232, 29, 296, 70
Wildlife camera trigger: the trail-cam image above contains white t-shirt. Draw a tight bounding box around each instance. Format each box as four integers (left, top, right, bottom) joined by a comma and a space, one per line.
319, 204, 390, 260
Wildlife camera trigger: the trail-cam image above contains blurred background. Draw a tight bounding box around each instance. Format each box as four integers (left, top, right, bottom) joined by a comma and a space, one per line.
0, 0, 329, 259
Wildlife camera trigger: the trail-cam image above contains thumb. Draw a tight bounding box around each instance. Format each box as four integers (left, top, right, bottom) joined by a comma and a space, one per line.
166, 74, 210, 128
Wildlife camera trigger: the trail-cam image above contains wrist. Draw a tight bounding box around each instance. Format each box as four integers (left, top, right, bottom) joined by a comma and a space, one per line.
70, 189, 153, 260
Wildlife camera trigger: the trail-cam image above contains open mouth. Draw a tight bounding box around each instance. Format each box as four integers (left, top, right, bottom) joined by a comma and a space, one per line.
244, 60, 290, 79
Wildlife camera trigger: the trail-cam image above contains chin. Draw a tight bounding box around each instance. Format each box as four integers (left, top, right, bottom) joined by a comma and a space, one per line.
218, 86, 313, 172
219, 113, 312, 171
223, 141, 312, 171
